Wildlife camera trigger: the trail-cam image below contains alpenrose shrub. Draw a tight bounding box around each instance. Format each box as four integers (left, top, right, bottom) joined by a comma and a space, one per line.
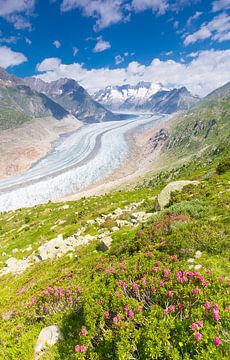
29, 248, 230, 359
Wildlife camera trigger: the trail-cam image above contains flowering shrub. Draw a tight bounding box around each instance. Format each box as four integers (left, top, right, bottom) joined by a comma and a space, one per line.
56, 249, 229, 359
28, 284, 82, 317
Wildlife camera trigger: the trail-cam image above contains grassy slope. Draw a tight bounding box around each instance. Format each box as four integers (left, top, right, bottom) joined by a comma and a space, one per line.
0, 147, 229, 359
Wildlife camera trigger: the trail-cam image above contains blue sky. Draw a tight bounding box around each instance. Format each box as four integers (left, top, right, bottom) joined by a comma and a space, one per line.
0, 0, 230, 95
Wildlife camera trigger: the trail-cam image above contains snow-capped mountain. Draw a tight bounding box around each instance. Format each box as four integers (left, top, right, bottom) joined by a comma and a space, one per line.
94, 82, 200, 113
94, 82, 166, 111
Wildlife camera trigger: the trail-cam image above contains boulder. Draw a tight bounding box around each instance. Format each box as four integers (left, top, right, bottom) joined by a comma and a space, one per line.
0, 257, 30, 276
35, 325, 63, 360
38, 234, 73, 260
156, 180, 200, 210
98, 236, 113, 251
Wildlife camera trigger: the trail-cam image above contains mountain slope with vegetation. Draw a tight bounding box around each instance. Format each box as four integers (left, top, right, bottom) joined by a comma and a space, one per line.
0, 81, 229, 359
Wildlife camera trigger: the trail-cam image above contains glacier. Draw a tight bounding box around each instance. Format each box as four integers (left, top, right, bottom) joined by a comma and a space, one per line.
0, 114, 163, 212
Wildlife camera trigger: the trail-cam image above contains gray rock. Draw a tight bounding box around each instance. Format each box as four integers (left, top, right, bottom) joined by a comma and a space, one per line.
12, 248, 19, 254
35, 325, 64, 360
38, 234, 73, 260
156, 180, 200, 210
0, 257, 30, 276
98, 236, 113, 251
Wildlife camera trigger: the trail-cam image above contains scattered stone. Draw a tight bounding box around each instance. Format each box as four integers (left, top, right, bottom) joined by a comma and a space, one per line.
188, 258, 195, 263
195, 251, 202, 259
194, 264, 202, 270
113, 208, 123, 216
98, 236, 113, 251
35, 325, 64, 360
156, 180, 200, 210
0, 257, 30, 276
12, 248, 19, 254
2, 252, 6, 257
111, 226, 120, 232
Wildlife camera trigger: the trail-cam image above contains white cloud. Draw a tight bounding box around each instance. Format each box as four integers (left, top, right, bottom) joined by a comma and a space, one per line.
186, 11, 202, 26
25, 37, 32, 44
61, 0, 126, 30
0, 35, 18, 44
72, 46, 79, 56
93, 37, 111, 52
53, 40, 61, 48
35, 49, 230, 97
0, 0, 36, 29
115, 55, 124, 65
212, 0, 230, 12
0, 45, 27, 68
0, 0, 35, 16
132, 0, 168, 14
36, 57, 62, 72
184, 13, 230, 45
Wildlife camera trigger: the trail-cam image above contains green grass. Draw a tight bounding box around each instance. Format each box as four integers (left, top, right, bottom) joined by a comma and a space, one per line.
0, 146, 229, 359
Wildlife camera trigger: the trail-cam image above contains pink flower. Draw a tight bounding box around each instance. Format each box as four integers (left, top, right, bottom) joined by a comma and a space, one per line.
213, 309, 220, 321
218, 277, 224, 282
192, 323, 198, 331
213, 337, 222, 346
213, 304, 219, 310
163, 308, 168, 315
80, 345, 87, 352
104, 311, 109, 318
128, 310, 134, 317
152, 287, 157, 293
113, 316, 118, 323
80, 328, 87, 336
169, 305, 175, 312
203, 281, 209, 287
204, 301, 211, 309
159, 281, 164, 287
138, 307, 143, 313
167, 290, 173, 297
132, 282, 139, 290
178, 303, 183, 309
141, 277, 147, 285
75, 345, 80, 352
196, 320, 203, 327
98, 299, 103, 305
118, 280, 123, 286
194, 332, 202, 341
124, 305, 129, 312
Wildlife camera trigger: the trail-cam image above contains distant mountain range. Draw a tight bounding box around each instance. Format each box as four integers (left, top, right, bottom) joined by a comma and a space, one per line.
24, 77, 117, 123
94, 82, 200, 113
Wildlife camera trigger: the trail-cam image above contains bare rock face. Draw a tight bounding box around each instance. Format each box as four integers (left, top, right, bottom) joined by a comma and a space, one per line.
156, 180, 200, 210
35, 325, 64, 360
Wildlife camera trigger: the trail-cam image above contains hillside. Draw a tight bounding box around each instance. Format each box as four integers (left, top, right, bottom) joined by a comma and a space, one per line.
0, 143, 229, 359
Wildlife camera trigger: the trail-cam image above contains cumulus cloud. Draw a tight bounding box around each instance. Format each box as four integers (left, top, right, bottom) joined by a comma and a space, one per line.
212, 0, 230, 12
36, 57, 62, 72
93, 37, 111, 52
0, 0, 36, 29
53, 40, 61, 48
35, 49, 230, 97
0, 45, 27, 68
184, 13, 230, 45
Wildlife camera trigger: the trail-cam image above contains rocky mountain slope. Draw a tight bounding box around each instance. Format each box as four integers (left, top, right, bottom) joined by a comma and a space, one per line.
147, 81, 230, 164
25, 77, 118, 123
0, 68, 69, 130
94, 82, 199, 113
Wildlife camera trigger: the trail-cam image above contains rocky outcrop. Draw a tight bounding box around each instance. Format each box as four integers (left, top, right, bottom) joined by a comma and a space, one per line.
156, 180, 200, 210
35, 325, 64, 360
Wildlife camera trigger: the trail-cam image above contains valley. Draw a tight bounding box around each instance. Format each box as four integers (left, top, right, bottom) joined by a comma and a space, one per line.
0, 114, 164, 212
